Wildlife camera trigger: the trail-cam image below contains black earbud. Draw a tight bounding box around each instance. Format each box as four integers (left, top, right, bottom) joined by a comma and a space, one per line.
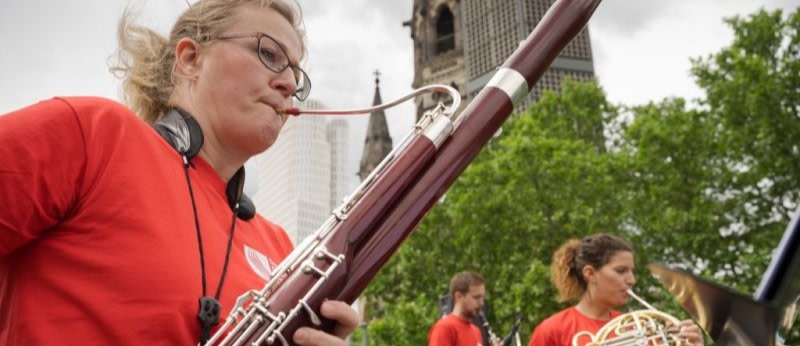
152, 108, 256, 220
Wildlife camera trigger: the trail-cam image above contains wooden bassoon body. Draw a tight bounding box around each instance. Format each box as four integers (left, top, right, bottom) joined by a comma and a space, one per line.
207, 0, 603, 344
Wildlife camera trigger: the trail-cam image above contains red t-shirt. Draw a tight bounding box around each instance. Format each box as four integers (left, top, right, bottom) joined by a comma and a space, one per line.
428, 314, 483, 346
528, 307, 623, 346
0, 97, 294, 345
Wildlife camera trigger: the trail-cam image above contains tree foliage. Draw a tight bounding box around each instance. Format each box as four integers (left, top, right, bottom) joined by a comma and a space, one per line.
359, 7, 800, 345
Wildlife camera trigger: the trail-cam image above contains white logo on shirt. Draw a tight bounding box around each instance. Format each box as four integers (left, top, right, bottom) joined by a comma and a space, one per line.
244, 245, 278, 281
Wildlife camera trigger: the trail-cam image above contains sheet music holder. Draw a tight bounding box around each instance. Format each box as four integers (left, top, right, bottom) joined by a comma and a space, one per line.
649, 206, 800, 345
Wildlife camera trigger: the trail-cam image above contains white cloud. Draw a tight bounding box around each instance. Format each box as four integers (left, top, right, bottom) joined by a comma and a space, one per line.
589, 0, 800, 104
1, 1, 798, 190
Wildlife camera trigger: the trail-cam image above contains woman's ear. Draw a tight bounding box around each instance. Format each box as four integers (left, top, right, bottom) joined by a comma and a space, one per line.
175, 37, 202, 80
582, 265, 596, 284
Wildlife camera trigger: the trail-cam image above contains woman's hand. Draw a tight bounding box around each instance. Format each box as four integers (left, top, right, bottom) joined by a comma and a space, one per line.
292, 300, 360, 346
678, 319, 705, 346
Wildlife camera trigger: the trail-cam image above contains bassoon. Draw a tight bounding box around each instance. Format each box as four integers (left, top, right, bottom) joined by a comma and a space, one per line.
207, 0, 603, 344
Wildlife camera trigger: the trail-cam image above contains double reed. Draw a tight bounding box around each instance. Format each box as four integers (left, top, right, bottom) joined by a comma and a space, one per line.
206, 0, 604, 344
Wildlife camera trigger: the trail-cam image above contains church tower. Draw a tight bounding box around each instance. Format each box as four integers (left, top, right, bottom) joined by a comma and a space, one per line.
358, 71, 393, 181
406, 0, 467, 120
406, 0, 595, 117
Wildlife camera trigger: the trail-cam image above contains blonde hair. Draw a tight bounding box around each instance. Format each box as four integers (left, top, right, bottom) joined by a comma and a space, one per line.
111, 0, 306, 123
551, 234, 632, 303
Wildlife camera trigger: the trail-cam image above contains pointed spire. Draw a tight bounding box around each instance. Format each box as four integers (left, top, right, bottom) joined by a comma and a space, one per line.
358, 70, 393, 181
372, 69, 383, 106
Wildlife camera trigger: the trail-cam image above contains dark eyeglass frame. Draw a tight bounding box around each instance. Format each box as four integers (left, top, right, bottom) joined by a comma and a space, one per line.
213, 32, 311, 101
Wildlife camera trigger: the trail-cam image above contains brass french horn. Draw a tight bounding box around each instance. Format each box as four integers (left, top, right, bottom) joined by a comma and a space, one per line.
571, 290, 686, 346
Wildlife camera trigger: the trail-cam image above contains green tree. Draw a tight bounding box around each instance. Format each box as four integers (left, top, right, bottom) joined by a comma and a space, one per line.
358, 6, 800, 345
362, 79, 625, 344
687, 7, 800, 290
617, 99, 731, 283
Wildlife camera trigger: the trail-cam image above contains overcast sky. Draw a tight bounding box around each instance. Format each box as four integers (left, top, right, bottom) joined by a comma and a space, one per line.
2, 1, 798, 192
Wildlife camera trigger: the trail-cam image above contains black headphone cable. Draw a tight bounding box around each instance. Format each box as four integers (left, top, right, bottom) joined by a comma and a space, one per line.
180, 153, 238, 345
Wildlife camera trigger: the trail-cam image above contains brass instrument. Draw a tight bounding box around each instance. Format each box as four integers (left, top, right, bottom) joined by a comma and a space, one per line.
571, 290, 686, 346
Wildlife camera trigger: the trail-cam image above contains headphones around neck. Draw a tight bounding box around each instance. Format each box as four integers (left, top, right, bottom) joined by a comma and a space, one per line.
152, 108, 256, 220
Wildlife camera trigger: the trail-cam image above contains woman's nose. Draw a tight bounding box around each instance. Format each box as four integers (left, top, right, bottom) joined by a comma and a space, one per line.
270, 68, 297, 99
627, 274, 636, 286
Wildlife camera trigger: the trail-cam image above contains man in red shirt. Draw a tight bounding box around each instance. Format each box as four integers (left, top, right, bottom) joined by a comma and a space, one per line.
429, 271, 500, 346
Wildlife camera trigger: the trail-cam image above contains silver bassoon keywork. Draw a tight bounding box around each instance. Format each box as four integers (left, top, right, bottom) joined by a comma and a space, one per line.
206, 85, 461, 346
206, 0, 604, 344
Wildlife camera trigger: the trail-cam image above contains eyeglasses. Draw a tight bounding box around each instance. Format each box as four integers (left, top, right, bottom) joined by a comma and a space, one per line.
213, 32, 311, 101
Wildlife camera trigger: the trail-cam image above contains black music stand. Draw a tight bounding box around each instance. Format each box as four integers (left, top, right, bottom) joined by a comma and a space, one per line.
649, 206, 800, 346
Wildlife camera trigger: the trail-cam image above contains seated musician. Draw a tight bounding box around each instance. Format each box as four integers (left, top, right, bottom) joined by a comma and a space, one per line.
528, 234, 704, 346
